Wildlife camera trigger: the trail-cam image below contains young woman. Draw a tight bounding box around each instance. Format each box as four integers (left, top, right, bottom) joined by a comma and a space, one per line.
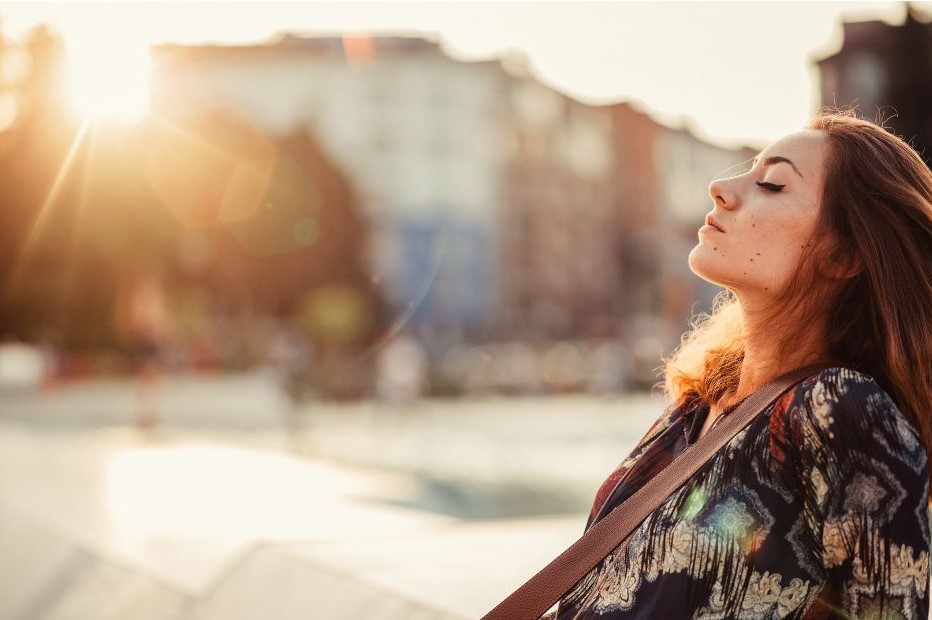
557, 112, 932, 619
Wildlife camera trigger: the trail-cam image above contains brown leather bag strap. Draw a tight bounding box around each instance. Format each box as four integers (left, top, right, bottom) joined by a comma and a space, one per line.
480, 363, 834, 620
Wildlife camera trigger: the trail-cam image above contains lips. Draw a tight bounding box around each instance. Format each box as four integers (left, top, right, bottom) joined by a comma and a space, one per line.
705, 215, 725, 233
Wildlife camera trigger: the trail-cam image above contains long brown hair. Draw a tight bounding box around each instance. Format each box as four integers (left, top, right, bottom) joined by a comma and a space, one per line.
662, 110, 932, 488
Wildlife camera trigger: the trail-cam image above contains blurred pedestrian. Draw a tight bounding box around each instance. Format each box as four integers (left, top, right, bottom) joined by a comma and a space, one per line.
376, 333, 428, 406
37, 328, 61, 391
268, 319, 312, 406
127, 273, 172, 430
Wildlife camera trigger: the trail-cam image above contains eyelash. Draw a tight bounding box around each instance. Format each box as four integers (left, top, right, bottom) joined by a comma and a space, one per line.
756, 181, 785, 193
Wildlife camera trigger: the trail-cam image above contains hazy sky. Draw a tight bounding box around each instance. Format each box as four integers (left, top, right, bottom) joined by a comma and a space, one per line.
3, 1, 928, 148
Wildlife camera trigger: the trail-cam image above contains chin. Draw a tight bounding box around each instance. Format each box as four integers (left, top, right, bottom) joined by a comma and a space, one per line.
687, 245, 726, 287
687, 245, 708, 277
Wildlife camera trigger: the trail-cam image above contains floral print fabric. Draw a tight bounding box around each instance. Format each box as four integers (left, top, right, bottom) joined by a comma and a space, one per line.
557, 367, 931, 619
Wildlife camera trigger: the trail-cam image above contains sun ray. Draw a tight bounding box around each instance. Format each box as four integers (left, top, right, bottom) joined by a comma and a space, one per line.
59, 120, 101, 332
4, 117, 92, 298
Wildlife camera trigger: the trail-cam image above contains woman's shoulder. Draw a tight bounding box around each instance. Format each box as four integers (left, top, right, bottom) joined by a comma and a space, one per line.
779, 365, 926, 462
782, 365, 895, 423
788, 365, 891, 407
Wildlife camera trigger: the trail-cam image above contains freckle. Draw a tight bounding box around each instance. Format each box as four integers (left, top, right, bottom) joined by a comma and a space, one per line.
713, 247, 717, 250
752, 224, 755, 227
750, 258, 754, 261
756, 252, 761, 256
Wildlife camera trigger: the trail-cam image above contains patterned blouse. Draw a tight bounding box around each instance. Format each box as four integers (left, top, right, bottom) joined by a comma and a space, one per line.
557, 367, 930, 619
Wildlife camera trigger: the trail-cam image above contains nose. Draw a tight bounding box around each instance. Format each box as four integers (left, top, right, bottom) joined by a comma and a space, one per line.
708, 177, 737, 210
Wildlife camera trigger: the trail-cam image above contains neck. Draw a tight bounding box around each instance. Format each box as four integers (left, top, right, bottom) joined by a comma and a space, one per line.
728, 298, 829, 403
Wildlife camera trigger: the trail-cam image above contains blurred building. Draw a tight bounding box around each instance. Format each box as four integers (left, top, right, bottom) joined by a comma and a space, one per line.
151, 36, 507, 347
652, 122, 756, 351
608, 102, 663, 331
152, 37, 643, 350
609, 102, 755, 376
815, 6, 932, 164
498, 74, 617, 341
148, 34, 758, 383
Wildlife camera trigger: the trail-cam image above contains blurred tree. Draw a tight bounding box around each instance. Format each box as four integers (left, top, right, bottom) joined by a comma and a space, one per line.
0, 24, 81, 343
153, 111, 384, 394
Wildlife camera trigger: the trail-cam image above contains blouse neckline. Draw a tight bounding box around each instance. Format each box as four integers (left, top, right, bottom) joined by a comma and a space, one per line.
683, 395, 749, 446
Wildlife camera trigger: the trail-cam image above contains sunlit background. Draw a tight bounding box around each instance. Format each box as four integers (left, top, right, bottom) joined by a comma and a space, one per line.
0, 2, 931, 619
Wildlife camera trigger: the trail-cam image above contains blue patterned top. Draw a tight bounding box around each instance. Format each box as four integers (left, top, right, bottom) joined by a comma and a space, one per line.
557, 367, 930, 619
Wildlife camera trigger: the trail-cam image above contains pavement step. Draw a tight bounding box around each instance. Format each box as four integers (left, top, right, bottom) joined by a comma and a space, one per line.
189, 543, 466, 620
278, 514, 585, 618
0, 507, 191, 620
0, 503, 466, 620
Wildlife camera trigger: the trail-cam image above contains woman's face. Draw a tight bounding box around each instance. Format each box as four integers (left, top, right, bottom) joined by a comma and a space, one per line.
688, 129, 828, 299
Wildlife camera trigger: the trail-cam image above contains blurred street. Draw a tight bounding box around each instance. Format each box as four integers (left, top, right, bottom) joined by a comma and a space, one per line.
0, 374, 661, 620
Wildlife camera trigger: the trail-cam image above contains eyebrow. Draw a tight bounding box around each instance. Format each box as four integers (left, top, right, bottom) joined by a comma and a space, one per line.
751, 155, 804, 178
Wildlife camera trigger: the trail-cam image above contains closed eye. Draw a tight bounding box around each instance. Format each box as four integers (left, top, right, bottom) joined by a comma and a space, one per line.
756, 181, 785, 193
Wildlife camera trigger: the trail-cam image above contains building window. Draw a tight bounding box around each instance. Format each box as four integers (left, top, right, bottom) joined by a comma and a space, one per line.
845, 52, 886, 112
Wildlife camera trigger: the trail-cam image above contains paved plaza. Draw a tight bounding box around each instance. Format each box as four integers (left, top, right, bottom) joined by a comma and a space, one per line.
0, 374, 661, 620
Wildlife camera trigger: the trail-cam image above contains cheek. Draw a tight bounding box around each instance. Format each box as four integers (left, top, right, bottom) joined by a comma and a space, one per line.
691, 222, 812, 289
742, 221, 814, 280
740, 214, 814, 256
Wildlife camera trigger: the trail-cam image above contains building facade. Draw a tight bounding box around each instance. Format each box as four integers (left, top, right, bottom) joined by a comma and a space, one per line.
498, 74, 617, 341
815, 6, 932, 164
149, 34, 754, 384
151, 35, 626, 345
608, 102, 756, 373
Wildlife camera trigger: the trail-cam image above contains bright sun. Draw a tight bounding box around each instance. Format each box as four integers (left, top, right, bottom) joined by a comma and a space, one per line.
63, 30, 151, 123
